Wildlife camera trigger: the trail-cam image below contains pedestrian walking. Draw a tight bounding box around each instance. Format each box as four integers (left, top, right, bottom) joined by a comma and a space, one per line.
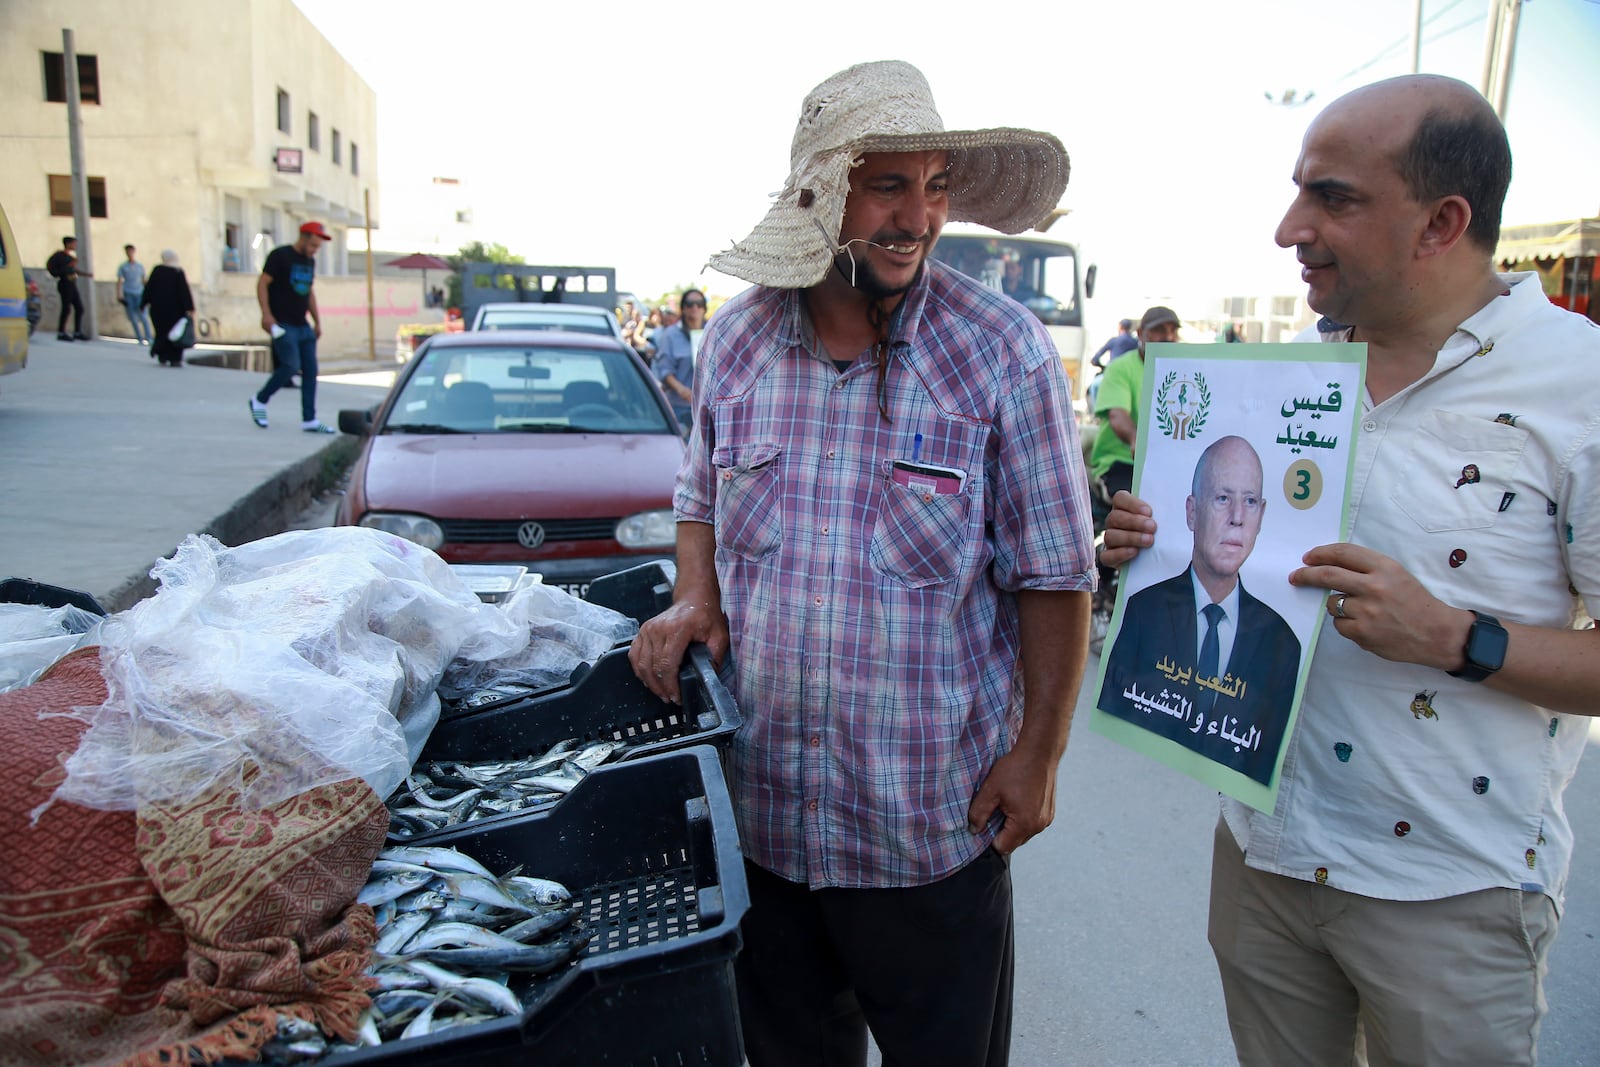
115, 244, 153, 345
141, 250, 195, 367
250, 221, 333, 432
45, 236, 89, 341
651, 287, 703, 434
1104, 74, 1600, 1067
628, 60, 1092, 1066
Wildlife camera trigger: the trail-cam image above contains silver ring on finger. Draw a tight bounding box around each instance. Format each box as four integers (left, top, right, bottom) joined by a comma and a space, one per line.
1333, 593, 1349, 619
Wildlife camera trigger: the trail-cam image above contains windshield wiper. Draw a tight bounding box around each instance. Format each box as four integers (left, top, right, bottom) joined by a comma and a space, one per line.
500, 423, 586, 433
384, 423, 472, 434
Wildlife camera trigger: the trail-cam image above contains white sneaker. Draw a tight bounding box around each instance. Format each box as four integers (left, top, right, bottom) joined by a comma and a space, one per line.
248, 397, 268, 428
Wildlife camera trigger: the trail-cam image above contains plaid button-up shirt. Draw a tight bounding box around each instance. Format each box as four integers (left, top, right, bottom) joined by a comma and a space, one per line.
676, 261, 1095, 889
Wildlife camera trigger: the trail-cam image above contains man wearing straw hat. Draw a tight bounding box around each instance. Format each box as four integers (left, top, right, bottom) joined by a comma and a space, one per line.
630, 60, 1094, 1064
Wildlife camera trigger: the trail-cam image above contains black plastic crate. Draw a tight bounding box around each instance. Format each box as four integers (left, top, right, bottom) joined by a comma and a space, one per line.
0, 577, 107, 616
329, 745, 748, 1067
423, 642, 739, 769
584, 559, 676, 624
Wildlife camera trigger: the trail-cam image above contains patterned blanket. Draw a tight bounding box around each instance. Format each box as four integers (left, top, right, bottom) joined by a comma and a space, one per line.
0, 648, 389, 1065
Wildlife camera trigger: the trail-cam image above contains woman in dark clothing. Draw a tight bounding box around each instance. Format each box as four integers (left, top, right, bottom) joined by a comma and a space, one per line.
141, 249, 195, 366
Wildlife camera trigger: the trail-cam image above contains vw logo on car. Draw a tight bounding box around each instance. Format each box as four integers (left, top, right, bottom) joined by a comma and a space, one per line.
517, 521, 547, 550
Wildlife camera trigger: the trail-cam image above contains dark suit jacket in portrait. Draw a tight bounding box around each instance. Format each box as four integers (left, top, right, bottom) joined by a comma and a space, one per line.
1098, 568, 1302, 784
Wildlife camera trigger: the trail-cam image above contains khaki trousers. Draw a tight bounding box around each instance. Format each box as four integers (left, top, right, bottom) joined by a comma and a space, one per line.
1208, 819, 1556, 1067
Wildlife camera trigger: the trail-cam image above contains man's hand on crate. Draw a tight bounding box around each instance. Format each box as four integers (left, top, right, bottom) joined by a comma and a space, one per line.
631, 598, 730, 704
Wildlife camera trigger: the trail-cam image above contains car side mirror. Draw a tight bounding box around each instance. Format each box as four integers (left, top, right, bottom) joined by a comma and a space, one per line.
1084, 263, 1098, 300
338, 408, 373, 436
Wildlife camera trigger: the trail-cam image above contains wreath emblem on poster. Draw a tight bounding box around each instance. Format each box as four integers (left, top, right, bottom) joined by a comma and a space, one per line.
1155, 370, 1211, 441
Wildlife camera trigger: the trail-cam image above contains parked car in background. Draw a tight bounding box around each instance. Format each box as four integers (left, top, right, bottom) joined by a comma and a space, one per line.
469, 302, 625, 342
0, 203, 30, 380
336, 330, 682, 594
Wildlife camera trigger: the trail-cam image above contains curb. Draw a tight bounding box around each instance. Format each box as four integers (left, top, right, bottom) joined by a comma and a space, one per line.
100, 437, 359, 612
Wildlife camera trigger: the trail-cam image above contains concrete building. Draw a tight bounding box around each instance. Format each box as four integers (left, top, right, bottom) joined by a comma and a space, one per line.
1213, 292, 1316, 343
0, 0, 432, 357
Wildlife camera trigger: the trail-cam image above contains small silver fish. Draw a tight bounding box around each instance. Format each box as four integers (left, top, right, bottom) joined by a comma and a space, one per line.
358, 868, 434, 907
380, 846, 496, 880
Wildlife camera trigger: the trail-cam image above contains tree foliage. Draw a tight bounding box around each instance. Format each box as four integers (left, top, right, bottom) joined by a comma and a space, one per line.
445, 241, 524, 310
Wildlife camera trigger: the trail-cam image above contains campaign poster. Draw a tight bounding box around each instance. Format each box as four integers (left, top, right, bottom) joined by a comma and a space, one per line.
1090, 342, 1366, 813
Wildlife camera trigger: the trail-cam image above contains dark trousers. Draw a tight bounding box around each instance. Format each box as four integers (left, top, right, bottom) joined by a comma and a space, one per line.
737, 850, 1014, 1067
257, 323, 319, 423
56, 281, 83, 334
1095, 460, 1134, 595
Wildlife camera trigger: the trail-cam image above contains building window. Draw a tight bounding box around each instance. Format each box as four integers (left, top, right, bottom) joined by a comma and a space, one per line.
308, 111, 320, 151
351, 143, 359, 176
276, 88, 291, 134
332, 129, 342, 165
49, 175, 108, 218
43, 52, 100, 104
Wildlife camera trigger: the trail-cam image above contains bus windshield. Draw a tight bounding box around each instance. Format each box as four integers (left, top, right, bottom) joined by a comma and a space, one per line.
928, 233, 1082, 327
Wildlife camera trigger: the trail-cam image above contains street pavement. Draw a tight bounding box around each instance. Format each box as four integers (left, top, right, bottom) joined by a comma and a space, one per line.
0, 331, 393, 610
5, 331, 1597, 1064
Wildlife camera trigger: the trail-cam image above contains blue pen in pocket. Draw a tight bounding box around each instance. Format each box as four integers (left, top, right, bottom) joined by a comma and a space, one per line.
912, 432, 923, 463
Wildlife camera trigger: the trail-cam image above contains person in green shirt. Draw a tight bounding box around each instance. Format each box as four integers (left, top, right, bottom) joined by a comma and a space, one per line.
1088, 305, 1181, 652
1088, 304, 1181, 499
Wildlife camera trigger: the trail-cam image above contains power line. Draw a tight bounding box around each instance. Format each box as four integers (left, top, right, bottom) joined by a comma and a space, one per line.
1326, 0, 1476, 88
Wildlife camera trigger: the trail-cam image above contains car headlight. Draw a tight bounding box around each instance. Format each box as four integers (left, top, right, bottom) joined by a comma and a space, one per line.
358, 512, 445, 550
615, 509, 676, 549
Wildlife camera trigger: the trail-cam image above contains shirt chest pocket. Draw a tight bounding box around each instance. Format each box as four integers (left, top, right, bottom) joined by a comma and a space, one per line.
869, 461, 973, 588
1390, 411, 1529, 533
713, 443, 783, 561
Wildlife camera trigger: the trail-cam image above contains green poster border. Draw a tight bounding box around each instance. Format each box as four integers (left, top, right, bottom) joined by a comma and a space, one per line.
1088, 341, 1368, 813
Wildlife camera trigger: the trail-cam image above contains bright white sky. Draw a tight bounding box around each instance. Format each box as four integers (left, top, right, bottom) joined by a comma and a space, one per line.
294, 0, 1599, 323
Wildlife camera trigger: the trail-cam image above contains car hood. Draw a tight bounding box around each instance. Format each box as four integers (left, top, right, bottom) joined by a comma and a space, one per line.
359, 432, 683, 518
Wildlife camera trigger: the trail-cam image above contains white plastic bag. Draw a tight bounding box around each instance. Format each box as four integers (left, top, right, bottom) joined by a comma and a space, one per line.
0, 603, 102, 694
442, 579, 638, 693
45, 528, 529, 813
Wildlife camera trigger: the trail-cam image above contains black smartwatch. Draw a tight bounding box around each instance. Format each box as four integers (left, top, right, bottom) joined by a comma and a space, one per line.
1447, 610, 1508, 683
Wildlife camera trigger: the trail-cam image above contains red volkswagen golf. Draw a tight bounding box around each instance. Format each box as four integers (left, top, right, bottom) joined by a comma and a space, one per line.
336, 330, 683, 595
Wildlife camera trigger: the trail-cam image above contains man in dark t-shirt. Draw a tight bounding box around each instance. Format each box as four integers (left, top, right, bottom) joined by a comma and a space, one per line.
249, 220, 332, 432
46, 236, 90, 341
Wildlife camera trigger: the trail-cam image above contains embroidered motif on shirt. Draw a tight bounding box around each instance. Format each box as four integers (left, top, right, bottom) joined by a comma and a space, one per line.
1498, 492, 1515, 512
1410, 690, 1439, 721
1472, 776, 1490, 795
1448, 548, 1468, 568
1525, 848, 1537, 870
1493, 412, 1520, 426
1394, 821, 1411, 837
1550, 717, 1559, 737
1454, 464, 1481, 489
1333, 742, 1353, 763
1314, 866, 1329, 884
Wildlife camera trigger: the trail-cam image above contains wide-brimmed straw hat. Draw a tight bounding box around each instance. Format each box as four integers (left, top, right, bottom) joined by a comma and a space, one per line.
709, 60, 1070, 289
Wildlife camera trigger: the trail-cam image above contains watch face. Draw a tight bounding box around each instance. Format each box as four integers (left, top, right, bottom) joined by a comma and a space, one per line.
1468, 616, 1509, 670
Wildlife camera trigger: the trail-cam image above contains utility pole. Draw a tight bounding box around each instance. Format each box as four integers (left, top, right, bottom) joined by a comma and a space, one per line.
1479, 0, 1525, 120
1411, 0, 1424, 73
63, 28, 97, 339
365, 188, 375, 361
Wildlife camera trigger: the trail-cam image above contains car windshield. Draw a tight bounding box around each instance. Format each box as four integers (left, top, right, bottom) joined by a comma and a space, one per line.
384, 343, 673, 434
928, 235, 1082, 327
477, 312, 613, 335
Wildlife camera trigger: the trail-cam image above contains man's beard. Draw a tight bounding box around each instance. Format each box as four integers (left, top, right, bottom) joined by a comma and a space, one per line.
831, 241, 925, 300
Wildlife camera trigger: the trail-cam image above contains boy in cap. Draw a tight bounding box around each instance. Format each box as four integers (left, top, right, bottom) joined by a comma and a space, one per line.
251, 220, 333, 432
629, 60, 1094, 1065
